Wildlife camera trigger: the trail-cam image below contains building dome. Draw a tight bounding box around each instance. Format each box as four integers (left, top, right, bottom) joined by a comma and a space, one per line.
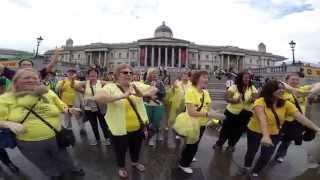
258, 42, 266, 52
154, 21, 173, 38
66, 38, 73, 47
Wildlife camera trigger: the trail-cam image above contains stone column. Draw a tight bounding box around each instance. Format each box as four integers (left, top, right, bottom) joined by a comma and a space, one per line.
196, 52, 199, 69
178, 47, 181, 68
128, 50, 131, 65
151, 46, 155, 67
227, 55, 230, 71
242, 56, 245, 70
186, 48, 189, 68
90, 52, 93, 65
171, 47, 175, 68
165, 47, 168, 67
158, 47, 161, 67
138, 48, 141, 68
98, 52, 101, 66
220, 54, 223, 70
144, 46, 148, 68
104, 51, 107, 68
236, 56, 240, 72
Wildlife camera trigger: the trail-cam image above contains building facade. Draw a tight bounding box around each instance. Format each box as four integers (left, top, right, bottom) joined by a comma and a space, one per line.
44, 22, 286, 72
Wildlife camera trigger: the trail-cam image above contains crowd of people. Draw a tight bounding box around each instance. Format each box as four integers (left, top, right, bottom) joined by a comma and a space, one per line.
1, 49, 320, 179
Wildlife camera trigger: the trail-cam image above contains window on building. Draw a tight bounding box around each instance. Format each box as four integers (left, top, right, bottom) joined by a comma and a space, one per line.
127, 52, 129, 58
111, 53, 113, 58
206, 55, 209, 59
205, 65, 210, 69
192, 53, 195, 58
249, 59, 252, 64
119, 53, 121, 58
267, 60, 270, 66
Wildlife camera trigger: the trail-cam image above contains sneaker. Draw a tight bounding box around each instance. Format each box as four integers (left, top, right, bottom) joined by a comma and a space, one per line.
102, 139, 111, 146
148, 136, 156, 147
276, 157, 284, 163
236, 167, 250, 176
226, 146, 235, 152
6, 163, 20, 174
192, 158, 197, 162
212, 144, 222, 150
157, 133, 164, 141
178, 164, 193, 174
251, 173, 259, 177
175, 135, 181, 140
90, 140, 99, 146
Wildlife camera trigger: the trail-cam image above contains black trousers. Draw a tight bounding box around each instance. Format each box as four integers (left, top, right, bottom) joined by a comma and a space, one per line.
215, 110, 249, 147
0, 148, 12, 165
179, 126, 206, 167
111, 130, 144, 168
275, 139, 291, 158
85, 110, 109, 141
244, 130, 280, 174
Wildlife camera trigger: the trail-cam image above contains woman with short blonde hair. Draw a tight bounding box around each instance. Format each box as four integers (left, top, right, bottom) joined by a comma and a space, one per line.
0, 69, 83, 180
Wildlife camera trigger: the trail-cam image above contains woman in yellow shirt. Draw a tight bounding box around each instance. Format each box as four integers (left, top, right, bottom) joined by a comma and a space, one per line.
274, 73, 312, 163
94, 64, 157, 179
0, 69, 83, 180
240, 80, 320, 177
56, 68, 79, 129
178, 71, 225, 174
213, 71, 258, 152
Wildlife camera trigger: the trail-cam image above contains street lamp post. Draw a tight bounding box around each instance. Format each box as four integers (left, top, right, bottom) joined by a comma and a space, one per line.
289, 40, 296, 64
35, 36, 43, 58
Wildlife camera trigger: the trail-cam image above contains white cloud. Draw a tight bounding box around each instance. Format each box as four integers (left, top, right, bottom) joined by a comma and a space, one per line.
0, 0, 319, 62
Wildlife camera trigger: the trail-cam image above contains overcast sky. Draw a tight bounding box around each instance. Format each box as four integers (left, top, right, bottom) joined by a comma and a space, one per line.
1, 0, 319, 62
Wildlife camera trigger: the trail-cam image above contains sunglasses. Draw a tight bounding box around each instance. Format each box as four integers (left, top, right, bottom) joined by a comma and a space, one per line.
120, 71, 133, 75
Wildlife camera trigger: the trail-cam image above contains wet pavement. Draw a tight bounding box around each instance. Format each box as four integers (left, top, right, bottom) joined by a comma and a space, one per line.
1, 101, 320, 180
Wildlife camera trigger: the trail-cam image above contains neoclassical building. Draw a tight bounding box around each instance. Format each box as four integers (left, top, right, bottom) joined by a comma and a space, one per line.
44, 22, 286, 72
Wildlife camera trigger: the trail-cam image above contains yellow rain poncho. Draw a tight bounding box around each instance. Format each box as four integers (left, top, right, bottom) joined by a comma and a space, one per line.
173, 112, 201, 144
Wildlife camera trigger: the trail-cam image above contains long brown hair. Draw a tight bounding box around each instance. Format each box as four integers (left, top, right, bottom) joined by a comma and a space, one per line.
260, 80, 285, 108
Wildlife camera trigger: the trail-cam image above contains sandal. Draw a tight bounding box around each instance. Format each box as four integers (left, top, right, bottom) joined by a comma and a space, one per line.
131, 163, 146, 172
118, 168, 129, 179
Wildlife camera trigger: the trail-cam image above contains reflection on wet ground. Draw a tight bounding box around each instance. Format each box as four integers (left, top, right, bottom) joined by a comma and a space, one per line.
1, 102, 320, 180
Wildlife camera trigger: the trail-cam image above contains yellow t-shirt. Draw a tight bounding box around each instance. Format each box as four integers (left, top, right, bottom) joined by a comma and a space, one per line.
0, 90, 67, 141
124, 99, 140, 132
282, 85, 311, 121
185, 86, 211, 126
177, 80, 192, 94
247, 97, 298, 135
226, 85, 258, 115
56, 79, 79, 106
102, 82, 150, 136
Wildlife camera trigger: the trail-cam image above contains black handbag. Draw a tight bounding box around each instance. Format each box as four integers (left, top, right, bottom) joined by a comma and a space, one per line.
0, 128, 17, 149
24, 107, 75, 148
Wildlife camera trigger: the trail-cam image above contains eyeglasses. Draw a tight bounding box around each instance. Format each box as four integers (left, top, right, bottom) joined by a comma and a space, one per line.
120, 71, 133, 75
